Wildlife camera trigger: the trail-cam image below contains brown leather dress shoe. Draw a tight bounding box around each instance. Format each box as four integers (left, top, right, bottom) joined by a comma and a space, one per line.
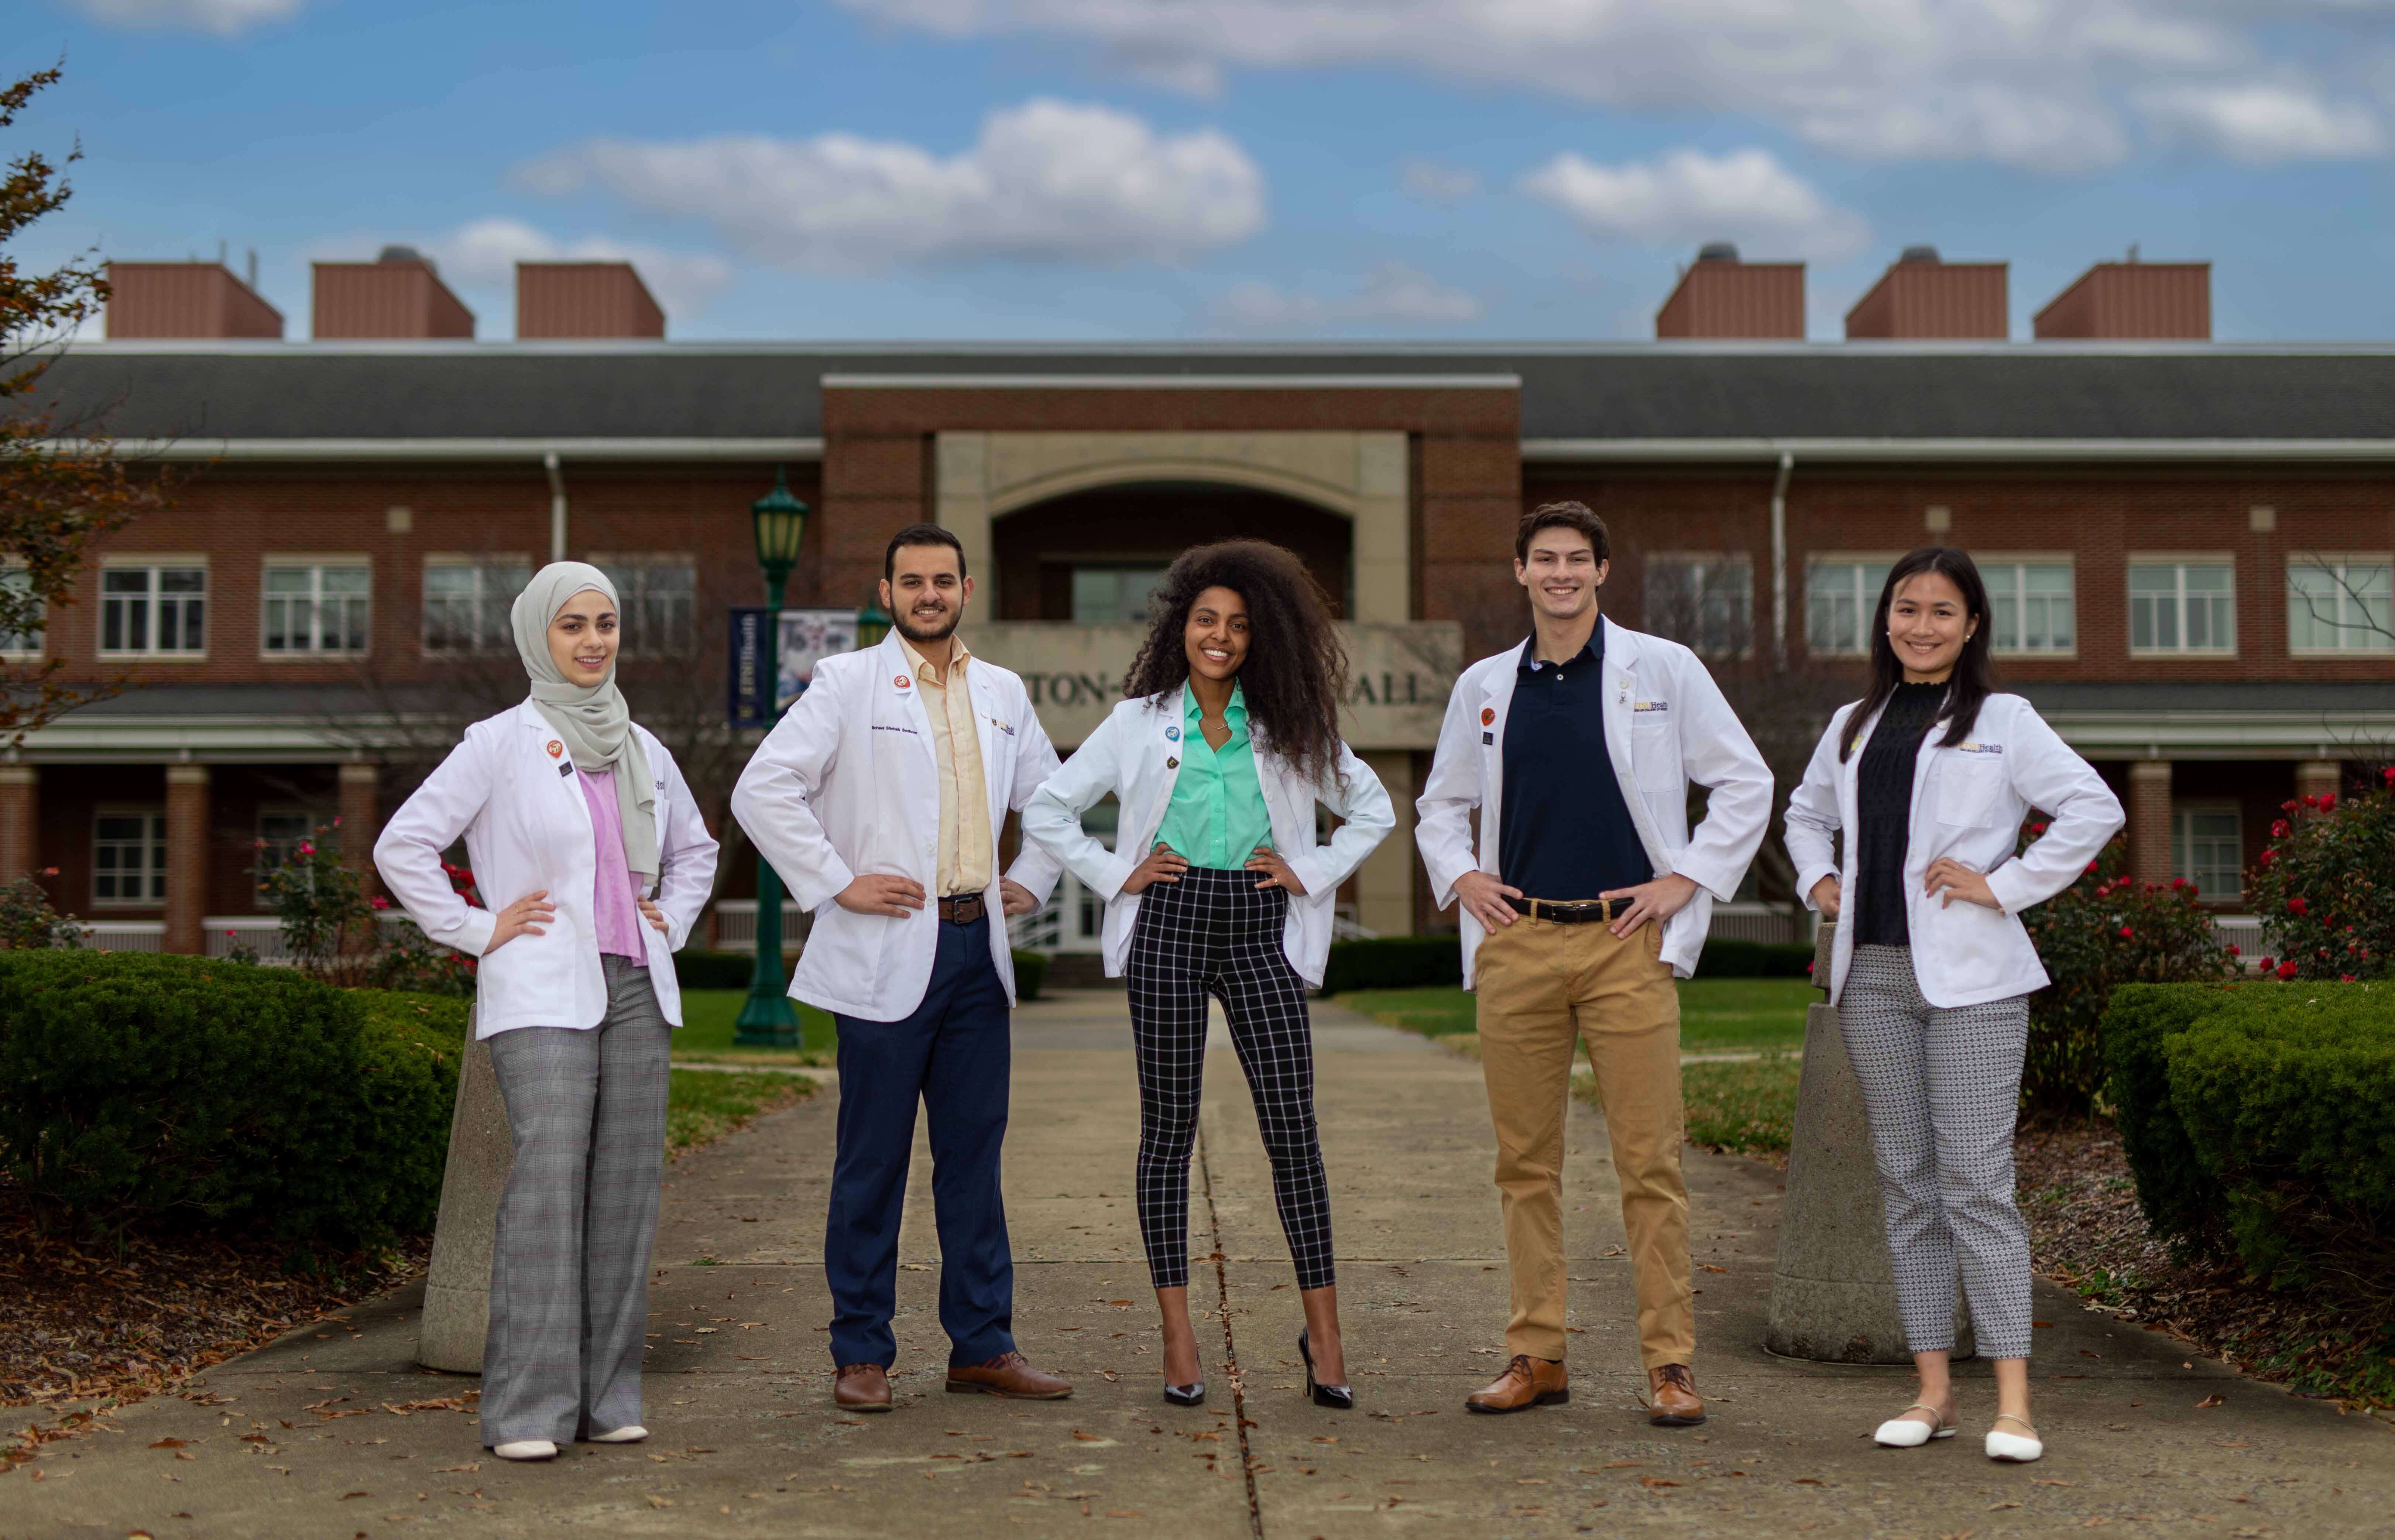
1465, 1354, 1569, 1414
944, 1351, 1073, 1400
1648, 1362, 1706, 1426
834, 1362, 892, 1413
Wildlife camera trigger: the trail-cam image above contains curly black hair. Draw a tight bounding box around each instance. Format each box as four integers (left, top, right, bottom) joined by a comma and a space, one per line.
1120, 539, 1349, 788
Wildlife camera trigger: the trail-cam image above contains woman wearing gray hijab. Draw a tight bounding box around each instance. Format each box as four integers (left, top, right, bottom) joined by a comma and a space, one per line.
376, 563, 719, 1463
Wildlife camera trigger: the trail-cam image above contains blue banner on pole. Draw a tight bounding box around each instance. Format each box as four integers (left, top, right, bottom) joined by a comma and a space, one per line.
727, 607, 771, 729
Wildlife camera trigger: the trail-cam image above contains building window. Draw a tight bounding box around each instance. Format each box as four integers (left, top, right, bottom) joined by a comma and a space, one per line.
100, 565, 207, 655
1984, 561, 2075, 656
1071, 566, 1170, 626
423, 560, 530, 653
93, 810, 168, 907
598, 557, 697, 654
2171, 805, 2242, 902
1805, 559, 1892, 656
263, 563, 371, 655
2129, 560, 2236, 655
1645, 554, 1753, 657
0, 565, 42, 656
2287, 556, 2393, 655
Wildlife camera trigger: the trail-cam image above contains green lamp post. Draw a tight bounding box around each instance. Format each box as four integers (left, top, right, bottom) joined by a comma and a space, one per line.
855, 594, 892, 651
734, 467, 809, 1047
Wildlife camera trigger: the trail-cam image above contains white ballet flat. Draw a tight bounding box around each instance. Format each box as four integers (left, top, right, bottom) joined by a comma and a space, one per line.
1985, 1413, 2044, 1463
1874, 1403, 1958, 1448
587, 1425, 648, 1444
493, 1439, 558, 1461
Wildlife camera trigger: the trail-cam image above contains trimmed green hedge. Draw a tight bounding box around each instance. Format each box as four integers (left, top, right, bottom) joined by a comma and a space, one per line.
2103, 980, 2395, 1295
1695, 938, 1816, 978
0, 953, 463, 1247
673, 948, 759, 991
1321, 937, 1461, 995
1011, 949, 1049, 1002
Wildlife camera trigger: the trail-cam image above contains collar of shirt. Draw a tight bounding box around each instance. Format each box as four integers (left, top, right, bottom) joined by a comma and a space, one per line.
1181, 679, 1248, 734
1516, 629, 1601, 674
898, 631, 971, 687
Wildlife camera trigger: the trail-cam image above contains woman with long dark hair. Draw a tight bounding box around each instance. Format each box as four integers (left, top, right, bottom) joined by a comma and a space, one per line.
1784, 547, 2120, 1464
1024, 540, 1393, 1410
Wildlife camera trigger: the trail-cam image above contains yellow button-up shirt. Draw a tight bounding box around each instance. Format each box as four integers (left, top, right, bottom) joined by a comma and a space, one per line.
899, 632, 994, 898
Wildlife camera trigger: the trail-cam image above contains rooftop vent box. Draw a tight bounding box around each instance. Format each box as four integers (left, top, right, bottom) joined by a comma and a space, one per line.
104, 261, 283, 339
1655, 244, 1805, 340
312, 248, 475, 339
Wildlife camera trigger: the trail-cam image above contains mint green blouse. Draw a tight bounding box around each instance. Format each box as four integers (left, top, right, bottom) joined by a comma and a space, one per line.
1152, 682, 1274, 870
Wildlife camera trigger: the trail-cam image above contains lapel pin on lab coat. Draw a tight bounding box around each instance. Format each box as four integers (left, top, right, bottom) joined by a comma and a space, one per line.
546, 740, 563, 758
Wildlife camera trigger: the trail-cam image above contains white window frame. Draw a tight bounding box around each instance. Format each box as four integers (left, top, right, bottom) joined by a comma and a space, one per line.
590, 553, 698, 656
422, 555, 531, 655
1980, 554, 2077, 659
2170, 802, 2243, 903
98, 556, 210, 659
2128, 554, 2238, 658
261, 555, 373, 658
92, 806, 169, 909
0, 561, 42, 659
1804, 553, 1900, 658
1644, 551, 1755, 658
2286, 552, 2394, 656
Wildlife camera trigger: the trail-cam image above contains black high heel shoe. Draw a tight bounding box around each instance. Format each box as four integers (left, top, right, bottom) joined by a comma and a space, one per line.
1298, 1328, 1353, 1410
1163, 1380, 1205, 1407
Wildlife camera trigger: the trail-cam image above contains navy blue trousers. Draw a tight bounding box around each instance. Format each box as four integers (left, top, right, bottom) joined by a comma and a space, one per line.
826, 913, 1015, 1371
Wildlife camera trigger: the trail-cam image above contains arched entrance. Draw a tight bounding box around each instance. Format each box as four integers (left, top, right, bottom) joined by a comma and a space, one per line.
991, 480, 1354, 623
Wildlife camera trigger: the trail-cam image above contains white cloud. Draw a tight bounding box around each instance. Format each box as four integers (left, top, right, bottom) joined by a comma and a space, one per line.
1212, 262, 1482, 331
423, 219, 738, 319
2139, 83, 2386, 159
1400, 158, 1479, 203
836, 0, 2393, 174
519, 99, 1265, 270
73, 0, 303, 35
1521, 147, 1870, 260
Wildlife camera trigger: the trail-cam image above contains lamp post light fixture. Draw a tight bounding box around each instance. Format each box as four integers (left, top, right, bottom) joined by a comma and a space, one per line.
734, 466, 809, 1047
855, 594, 892, 651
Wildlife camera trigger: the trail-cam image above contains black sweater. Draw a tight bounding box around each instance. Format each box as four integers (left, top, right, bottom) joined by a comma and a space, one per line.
1852, 682, 1948, 948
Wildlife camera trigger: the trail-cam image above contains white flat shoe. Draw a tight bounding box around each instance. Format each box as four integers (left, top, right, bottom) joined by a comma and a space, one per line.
1985, 1413, 2043, 1463
587, 1425, 648, 1444
1874, 1402, 1958, 1448
493, 1439, 558, 1461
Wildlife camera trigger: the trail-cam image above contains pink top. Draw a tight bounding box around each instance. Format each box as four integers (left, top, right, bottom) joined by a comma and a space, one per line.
576, 767, 649, 964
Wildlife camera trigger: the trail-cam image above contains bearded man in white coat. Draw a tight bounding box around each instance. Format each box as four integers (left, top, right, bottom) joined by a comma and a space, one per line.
1417, 501, 1772, 1425
731, 524, 1070, 1413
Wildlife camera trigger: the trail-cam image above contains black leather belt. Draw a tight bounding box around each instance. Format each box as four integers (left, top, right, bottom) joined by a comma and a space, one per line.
938, 892, 987, 925
1505, 896, 1617, 924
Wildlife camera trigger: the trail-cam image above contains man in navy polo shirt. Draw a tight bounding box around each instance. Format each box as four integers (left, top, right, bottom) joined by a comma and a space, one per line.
1417, 501, 1772, 1424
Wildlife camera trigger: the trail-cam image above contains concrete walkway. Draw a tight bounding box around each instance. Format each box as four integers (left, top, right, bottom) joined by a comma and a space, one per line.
11, 991, 2387, 1537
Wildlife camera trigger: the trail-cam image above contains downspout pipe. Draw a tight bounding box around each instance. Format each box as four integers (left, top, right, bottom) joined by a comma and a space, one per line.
543, 451, 567, 565
1770, 450, 1794, 672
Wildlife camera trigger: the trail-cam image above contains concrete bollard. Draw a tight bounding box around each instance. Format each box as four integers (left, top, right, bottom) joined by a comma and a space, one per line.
417, 1018, 511, 1374
1764, 921, 1973, 1363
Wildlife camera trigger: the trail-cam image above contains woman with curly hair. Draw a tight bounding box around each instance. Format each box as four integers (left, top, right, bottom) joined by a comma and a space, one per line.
1025, 539, 1393, 1410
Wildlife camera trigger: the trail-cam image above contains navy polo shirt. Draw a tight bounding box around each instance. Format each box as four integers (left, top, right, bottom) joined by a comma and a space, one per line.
1498, 622, 1652, 902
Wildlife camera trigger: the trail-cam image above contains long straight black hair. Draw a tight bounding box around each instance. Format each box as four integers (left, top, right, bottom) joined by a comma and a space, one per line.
1836, 546, 1996, 762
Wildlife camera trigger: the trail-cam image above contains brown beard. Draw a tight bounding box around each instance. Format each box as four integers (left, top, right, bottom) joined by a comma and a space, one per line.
895, 604, 959, 644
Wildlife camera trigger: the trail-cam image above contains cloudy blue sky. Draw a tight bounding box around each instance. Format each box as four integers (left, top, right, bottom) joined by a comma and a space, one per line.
15, 0, 2395, 340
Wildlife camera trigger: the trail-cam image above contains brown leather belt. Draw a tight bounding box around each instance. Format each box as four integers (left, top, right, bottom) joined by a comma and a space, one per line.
937, 892, 987, 925
1505, 896, 1617, 924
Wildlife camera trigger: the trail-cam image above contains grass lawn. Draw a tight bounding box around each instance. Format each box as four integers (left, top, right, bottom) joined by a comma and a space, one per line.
672, 988, 839, 1066
1671, 1056, 1802, 1162
1335, 976, 1816, 1054
666, 1069, 814, 1158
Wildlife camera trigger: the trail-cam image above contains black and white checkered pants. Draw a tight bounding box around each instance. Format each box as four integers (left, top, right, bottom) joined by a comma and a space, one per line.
1838, 944, 2034, 1361
1127, 865, 1336, 1292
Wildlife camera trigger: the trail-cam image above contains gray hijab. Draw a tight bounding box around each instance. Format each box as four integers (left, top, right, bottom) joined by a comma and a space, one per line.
511, 562, 658, 889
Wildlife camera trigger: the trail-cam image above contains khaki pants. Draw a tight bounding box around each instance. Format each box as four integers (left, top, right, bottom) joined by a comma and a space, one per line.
1475, 914, 1693, 1370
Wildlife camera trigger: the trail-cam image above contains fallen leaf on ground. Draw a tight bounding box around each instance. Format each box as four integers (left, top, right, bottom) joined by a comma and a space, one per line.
2196, 1394, 2226, 1409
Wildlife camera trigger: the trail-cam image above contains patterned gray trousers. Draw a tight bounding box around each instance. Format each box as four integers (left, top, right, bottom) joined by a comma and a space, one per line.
483, 955, 672, 1445
1838, 944, 2034, 1361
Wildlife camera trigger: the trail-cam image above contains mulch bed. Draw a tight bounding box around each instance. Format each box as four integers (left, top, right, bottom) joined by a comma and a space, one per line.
0, 1180, 428, 1465
2015, 1119, 2395, 1416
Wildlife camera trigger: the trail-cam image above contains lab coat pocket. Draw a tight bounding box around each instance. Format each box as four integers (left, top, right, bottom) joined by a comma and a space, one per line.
1631, 712, 1682, 784
1913, 893, 2014, 999
805, 901, 893, 993
1934, 758, 2007, 828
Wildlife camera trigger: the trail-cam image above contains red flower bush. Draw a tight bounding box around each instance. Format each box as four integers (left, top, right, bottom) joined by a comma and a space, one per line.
2249, 769, 2394, 982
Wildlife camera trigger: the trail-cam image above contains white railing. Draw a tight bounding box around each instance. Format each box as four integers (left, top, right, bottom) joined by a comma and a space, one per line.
1707, 902, 1804, 944
2213, 914, 2264, 953
80, 913, 418, 963
78, 919, 164, 953
710, 899, 803, 955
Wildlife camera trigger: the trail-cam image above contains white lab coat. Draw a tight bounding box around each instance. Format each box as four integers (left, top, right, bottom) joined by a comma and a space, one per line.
373, 701, 721, 1040
1416, 618, 1774, 988
729, 631, 1064, 1023
1783, 691, 2124, 1009
1022, 694, 1396, 988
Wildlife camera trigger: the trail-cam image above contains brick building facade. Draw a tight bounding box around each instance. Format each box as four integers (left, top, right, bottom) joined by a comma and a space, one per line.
17, 282, 2394, 955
